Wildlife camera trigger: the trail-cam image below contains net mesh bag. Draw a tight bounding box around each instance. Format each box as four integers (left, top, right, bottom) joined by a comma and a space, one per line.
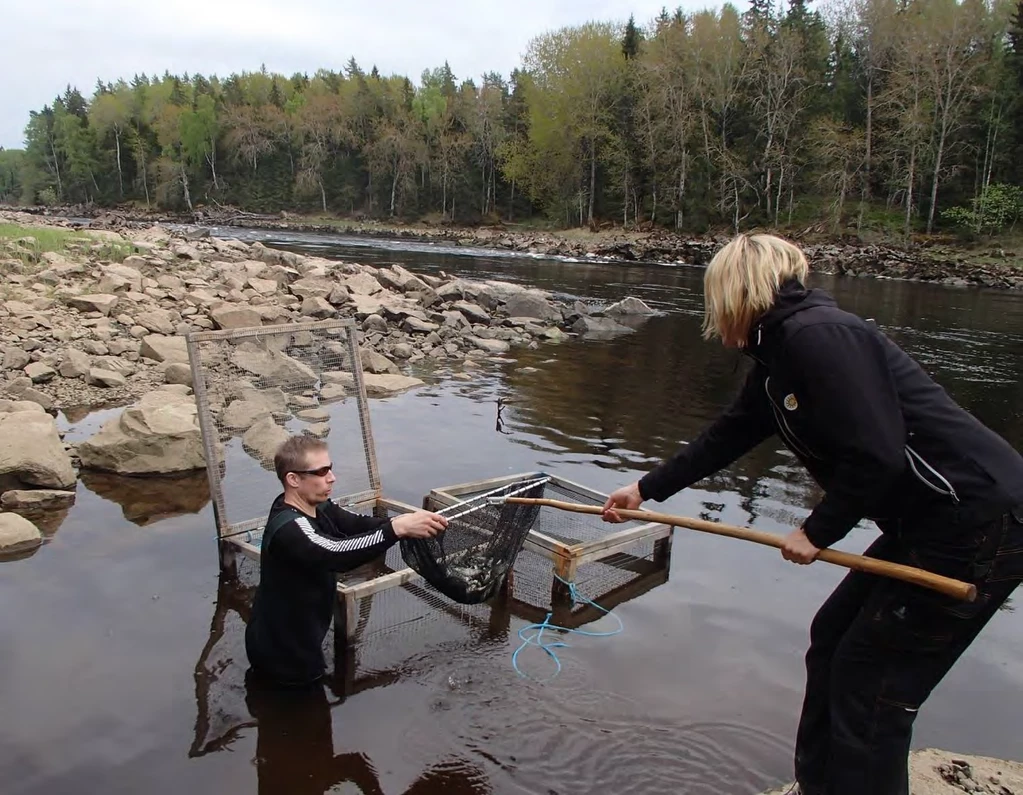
399, 477, 549, 604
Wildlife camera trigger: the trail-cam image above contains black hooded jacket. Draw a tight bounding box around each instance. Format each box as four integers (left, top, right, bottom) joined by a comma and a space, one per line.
638, 280, 1023, 550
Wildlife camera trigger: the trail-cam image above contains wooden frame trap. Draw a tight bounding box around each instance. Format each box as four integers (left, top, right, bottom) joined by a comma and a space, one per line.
187, 318, 675, 684
424, 472, 675, 628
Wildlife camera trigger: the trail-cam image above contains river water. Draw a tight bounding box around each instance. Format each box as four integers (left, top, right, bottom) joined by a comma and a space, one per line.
2, 230, 1022, 795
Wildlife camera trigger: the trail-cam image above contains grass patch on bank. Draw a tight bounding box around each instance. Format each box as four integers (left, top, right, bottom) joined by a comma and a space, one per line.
0, 222, 139, 272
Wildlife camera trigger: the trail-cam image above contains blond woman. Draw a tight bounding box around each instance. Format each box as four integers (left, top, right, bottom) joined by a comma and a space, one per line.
604, 233, 1023, 795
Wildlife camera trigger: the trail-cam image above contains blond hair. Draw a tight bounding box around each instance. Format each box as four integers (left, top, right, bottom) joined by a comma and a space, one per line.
702, 233, 809, 345
274, 435, 328, 484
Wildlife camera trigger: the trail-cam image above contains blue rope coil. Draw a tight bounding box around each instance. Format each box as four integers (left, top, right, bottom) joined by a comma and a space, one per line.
511, 573, 624, 682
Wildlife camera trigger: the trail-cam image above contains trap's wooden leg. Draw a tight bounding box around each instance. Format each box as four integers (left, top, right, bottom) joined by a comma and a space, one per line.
653, 529, 673, 567
551, 555, 578, 605
218, 539, 239, 580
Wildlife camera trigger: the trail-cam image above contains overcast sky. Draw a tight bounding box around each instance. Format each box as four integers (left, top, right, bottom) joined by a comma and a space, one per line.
1, 0, 742, 151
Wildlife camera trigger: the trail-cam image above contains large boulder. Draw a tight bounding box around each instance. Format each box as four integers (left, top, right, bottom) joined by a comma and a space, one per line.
77, 390, 212, 475
0, 411, 77, 490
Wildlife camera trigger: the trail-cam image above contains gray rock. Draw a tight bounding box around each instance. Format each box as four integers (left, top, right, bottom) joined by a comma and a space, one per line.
319, 383, 347, 403
136, 308, 176, 335
222, 399, 272, 431
301, 297, 335, 318
67, 294, 119, 316
302, 422, 330, 438
0, 513, 43, 555
403, 317, 440, 334
290, 277, 334, 300
288, 394, 319, 409
0, 410, 77, 488
467, 337, 510, 354
86, 368, 128, 388
502, 293, 563, 323
344, 272, 384, 295
391, 342, 414, 360
24, 362, 57, 383
571, 316, 634, 338
77, 390, 213, 475
242, 416, 289, 468
296, 408, 329, 422
231, 344, 317, 388
140, 334, 189, 364
81, 339, 110, 356
3, 347, 31, 371
364, 373, 423, 396
451, 301, 491, 324
604, 296, 656, 316
163, 362, 193, 387
1, 489, 76, 511
211, 305, 262, 330
362, 314, 389, 333
360, 348, 399, 375
327, 285, 350, 305
58, 348, 92, 379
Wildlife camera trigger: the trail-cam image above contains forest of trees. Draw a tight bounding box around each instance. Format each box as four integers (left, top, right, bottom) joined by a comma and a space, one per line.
4, 0, 1023, 237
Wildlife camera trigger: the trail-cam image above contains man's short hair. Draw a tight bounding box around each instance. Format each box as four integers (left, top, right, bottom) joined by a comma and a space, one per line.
274, 435, 328, 484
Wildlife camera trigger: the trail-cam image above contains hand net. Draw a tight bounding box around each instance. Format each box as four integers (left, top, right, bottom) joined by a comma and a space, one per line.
399, 477, 549, 604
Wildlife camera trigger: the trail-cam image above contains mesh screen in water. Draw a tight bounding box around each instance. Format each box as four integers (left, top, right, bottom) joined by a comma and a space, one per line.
399, 478, 548, 604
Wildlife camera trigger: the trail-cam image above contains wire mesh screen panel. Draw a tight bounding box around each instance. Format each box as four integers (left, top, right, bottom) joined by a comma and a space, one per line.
187, 319, 379, 539
399, 476, 549, 604
424, 472, 674, 624
332, 503, 507, 690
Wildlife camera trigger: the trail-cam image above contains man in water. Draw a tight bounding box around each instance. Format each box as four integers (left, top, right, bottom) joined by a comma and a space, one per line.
245, 434, 447, 687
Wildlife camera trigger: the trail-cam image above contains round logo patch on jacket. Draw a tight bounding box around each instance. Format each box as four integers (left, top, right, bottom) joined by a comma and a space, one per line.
784, 393, 798, 411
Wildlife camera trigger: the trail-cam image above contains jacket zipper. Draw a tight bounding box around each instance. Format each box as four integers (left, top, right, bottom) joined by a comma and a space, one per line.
764, 377, 822, 460
905, 444, 960, 503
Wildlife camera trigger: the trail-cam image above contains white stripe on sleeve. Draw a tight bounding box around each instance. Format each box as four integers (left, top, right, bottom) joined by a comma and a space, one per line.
295, 516, 386, 554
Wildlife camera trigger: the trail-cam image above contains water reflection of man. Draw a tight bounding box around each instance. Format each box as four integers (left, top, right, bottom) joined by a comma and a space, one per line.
245, 435, 447, 687
244, 669, 491, 795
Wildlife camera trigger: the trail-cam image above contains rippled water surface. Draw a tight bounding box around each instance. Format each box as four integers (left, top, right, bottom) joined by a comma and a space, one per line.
2, 230, 1022, 795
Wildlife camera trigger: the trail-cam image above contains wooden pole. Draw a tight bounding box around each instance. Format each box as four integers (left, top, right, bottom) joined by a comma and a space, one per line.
502, 497, 977, 602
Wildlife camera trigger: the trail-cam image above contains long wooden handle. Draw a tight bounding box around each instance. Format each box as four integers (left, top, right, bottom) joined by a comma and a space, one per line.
504, 497, 978, 602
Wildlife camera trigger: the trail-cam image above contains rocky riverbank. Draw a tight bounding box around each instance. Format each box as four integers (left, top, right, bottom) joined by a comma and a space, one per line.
760, 748, 1023, 794
11, 204, 1023, 290
0, 210, 657, 553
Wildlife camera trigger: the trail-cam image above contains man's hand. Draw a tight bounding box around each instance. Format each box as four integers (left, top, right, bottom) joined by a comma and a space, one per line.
392, 510, 448, 539
602, 481, 643, 523
781, 526, 820, 565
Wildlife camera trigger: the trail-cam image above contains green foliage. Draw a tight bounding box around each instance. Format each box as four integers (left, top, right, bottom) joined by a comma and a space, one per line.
941, 183, 1023, 235
10, 0, 1022, 235
0, 149, 26, 203
0, 222, 139, 270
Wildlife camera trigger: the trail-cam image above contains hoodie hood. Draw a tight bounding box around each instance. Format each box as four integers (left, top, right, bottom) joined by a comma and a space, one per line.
745, 279, 838, 351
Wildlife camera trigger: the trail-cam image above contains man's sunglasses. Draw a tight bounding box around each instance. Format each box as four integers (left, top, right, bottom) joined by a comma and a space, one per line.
291, 464, 333, 477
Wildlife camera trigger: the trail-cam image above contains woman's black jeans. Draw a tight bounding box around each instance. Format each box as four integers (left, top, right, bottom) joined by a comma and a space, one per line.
793, 507, 1023, 795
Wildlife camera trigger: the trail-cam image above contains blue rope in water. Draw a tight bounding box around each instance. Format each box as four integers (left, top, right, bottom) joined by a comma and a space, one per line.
511, 573, 624, 682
